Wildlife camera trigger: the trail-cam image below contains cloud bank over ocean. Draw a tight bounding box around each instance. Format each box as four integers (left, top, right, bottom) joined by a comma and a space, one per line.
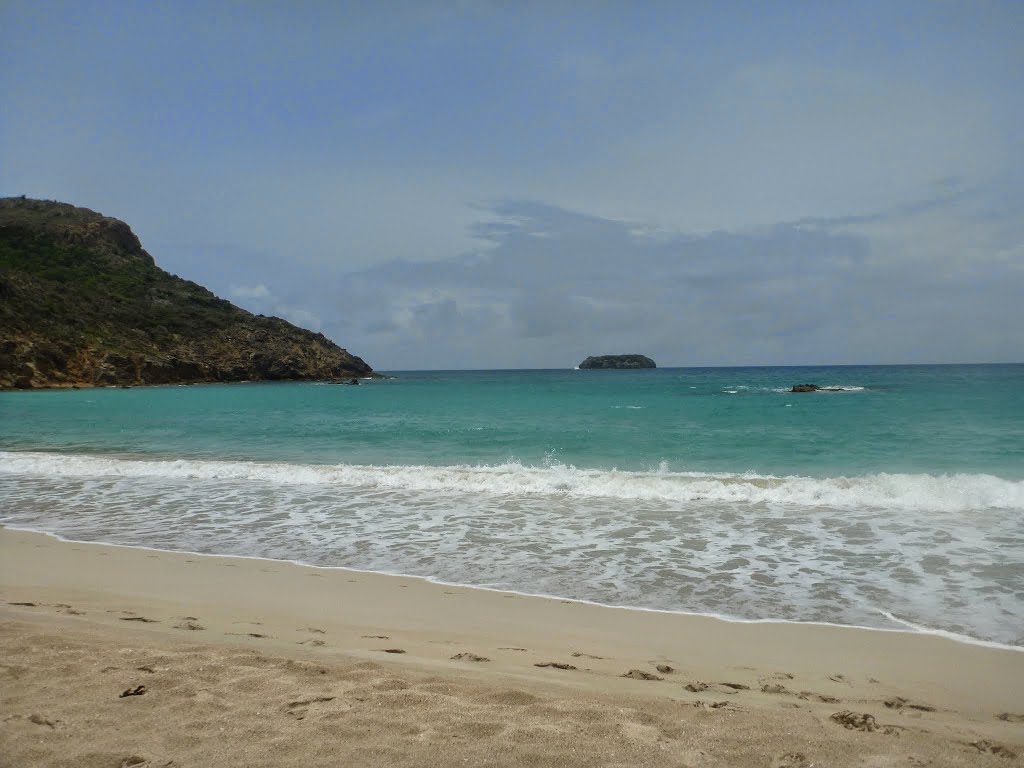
2, 2, 1021, 368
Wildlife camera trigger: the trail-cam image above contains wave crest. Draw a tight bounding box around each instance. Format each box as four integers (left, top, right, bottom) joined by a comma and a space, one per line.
2, 451, 1021, 513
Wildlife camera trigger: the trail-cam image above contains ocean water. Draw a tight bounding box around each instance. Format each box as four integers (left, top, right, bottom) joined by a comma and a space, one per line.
1, 365, 1022, 647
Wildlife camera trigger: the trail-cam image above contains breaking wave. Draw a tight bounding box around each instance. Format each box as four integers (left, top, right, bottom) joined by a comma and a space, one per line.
2, 451, 1021, 513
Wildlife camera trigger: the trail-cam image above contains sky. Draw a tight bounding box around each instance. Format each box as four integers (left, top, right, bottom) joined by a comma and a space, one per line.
2, 1, 1022, 369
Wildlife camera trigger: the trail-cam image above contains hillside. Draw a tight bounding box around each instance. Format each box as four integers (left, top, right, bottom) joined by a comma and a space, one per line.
0, 197, 373, 388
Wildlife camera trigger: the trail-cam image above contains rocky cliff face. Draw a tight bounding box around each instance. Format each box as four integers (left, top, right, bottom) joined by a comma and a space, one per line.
578, 355, 657, 370
0, 197, 373, 388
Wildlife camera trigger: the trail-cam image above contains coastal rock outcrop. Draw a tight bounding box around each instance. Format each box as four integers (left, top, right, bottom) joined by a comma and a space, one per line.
578, 354, 656, 370
791, 384, 851, 393
0, 197, 374, 389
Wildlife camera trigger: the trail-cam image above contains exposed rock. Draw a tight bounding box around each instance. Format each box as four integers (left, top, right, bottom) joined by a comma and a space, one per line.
791, 384, 852, 393
578, 354, 656, 370
0, 198, 374, 389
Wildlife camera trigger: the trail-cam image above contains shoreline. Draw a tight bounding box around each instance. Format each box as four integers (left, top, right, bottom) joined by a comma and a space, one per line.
0, 373, 388, 392
5, 524, 1021, 654
3, 526, 1022, 766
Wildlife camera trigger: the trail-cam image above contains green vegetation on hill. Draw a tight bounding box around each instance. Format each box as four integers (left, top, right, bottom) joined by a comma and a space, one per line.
578, 354, 656, 369
0, 197, 373, 388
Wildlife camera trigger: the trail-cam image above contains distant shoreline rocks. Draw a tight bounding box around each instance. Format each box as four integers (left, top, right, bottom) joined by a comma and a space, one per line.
578, 355, 657, 370
791, 384, 855, 393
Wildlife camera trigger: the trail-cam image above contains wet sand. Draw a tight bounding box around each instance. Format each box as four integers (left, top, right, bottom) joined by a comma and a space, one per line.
2, 527, 1022, 767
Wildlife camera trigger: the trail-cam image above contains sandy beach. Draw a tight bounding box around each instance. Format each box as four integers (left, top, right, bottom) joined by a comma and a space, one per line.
1, 526, 1022, 767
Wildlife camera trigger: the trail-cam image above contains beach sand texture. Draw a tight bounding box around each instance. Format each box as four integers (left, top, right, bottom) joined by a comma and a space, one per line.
2, 528, 1022, 767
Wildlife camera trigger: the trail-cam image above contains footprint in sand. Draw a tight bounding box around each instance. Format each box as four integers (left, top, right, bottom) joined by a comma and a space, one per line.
677, 748, 717, 767
498, 647, 527, 651
285, 696, 349, 720
798, 691, 840, 703
884, 696, 935, 712
621, 669, 663, 681
997, 712, 1024, 722
571, 652, 604, 660
969, 740, 1017, 758
534, 662, 577, 670
173, 620, 205, 631
451, 652, 490, 662
381, 648, 406, 654
225, 632, 270, 639
770, 753, 810, 768
136, 666, 156, 673
686, 681, 749, 695
830, 711, 903, 735
655, 664, 675, 674
362, 635, 390, 640
119, 616, 159, 623
297, 639, 326, 647
761, 684, 792, 695
688, 700, 732, 710
301, 627, 327, 634
8, 601, 37, 607
28, 714, 57, 728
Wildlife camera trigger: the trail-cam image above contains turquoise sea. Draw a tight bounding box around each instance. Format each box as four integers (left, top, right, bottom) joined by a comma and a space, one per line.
2, 364, 1022, 646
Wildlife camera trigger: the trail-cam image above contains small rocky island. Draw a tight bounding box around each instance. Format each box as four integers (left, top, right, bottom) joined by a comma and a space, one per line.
578, 354, 657, 370
0, 197, 374, 389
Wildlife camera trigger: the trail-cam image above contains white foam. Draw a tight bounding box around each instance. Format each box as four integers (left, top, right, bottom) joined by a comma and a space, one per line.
2, 451, 1021, 513
3, 525, 1019, 652
2, 450, 1021, 646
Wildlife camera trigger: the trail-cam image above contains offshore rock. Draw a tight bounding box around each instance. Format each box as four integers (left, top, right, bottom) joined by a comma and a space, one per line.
0, 197, 374, 389
791, 384, 849, 393
578, 354, 656, 370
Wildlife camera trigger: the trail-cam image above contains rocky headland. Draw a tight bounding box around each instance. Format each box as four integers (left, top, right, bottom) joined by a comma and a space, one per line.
0, 197, 373, 389
578, 355, 657, 370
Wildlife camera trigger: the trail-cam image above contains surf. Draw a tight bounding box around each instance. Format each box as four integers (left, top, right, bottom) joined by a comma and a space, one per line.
2, 450, 1022, 513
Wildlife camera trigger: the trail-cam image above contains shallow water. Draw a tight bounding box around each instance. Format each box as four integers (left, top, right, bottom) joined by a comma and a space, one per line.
2, 365, 1022, 645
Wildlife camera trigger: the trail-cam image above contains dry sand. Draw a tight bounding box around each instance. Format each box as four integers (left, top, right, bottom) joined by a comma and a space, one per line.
1, 526, 1022, 767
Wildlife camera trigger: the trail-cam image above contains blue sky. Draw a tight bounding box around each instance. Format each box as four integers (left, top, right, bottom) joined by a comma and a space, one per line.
2, 1, 1022, 368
